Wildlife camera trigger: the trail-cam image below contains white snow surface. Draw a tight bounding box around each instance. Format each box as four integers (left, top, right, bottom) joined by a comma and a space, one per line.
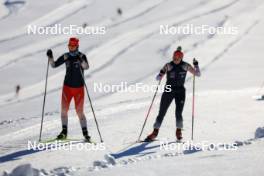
1, 0, 264, 175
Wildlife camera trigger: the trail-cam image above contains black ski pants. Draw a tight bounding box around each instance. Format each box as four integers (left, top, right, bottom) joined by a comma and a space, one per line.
153, 88, 185, 129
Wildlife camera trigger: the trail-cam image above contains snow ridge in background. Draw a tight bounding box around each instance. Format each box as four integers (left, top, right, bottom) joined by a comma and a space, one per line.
0, 0, 9, 19
0, 0, 93, 42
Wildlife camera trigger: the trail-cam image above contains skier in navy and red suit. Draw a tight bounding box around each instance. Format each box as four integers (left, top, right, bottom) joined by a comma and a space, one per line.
145, 46, 201, 141
46, 37, 91, 141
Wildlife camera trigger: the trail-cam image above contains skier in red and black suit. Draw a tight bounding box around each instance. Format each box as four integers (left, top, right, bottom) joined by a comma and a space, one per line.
46, 37, 91, 141
145, 46, 201, 141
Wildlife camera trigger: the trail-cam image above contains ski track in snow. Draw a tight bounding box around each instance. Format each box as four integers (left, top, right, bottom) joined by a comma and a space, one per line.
108, 0, 168, 28
0, 0, 26, 20
3, 134, 262, 175
159, 16, 229, 58
0, 87, 260, 155
0, 0, 9, 20
0, 0, 94, 69
62, 127, 264, 174
0, 0, 167, 70
0, 0, 209, 71
87, 137, 263, 173
0, 0, 245, 107
0, 0, 94, 43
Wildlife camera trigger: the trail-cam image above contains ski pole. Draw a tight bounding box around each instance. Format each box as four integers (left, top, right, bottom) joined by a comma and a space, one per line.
80, 68, 104, 143
191, 59, 196, 141
137, 80, 161, 142
39, 59, 50, 142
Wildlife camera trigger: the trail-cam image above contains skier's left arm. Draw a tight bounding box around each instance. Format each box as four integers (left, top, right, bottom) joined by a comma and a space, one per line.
156, 63, 168, 81
46, 49, 65, 68
79, 54, 89, 70
187, 59, 201, 77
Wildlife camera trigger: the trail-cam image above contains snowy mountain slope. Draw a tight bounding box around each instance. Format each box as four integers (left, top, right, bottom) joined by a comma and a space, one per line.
0, 0, 166, 70
1, 0, 264, 175
0, 0, 255, 107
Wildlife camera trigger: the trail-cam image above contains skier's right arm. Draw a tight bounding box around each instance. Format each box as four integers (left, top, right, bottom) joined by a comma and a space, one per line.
46, 49, 65, 68
156, 63, 168, 81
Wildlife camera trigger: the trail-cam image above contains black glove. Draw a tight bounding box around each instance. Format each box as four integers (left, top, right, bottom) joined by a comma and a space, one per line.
78, 57, 84, 64
46, 49, 53, 58
193, 58, 198, 66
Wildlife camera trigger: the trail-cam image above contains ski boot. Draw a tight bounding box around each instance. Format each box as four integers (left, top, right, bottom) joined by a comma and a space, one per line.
84, 134, 91, 143
82, 127, 91, 143
144, 128, 159, 142
57, 126, 67, 140
176, 128, 182, 141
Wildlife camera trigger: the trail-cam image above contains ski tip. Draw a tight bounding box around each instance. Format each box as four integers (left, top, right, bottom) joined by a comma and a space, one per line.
84, 140, 97, 144
141, 138, 158, 143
